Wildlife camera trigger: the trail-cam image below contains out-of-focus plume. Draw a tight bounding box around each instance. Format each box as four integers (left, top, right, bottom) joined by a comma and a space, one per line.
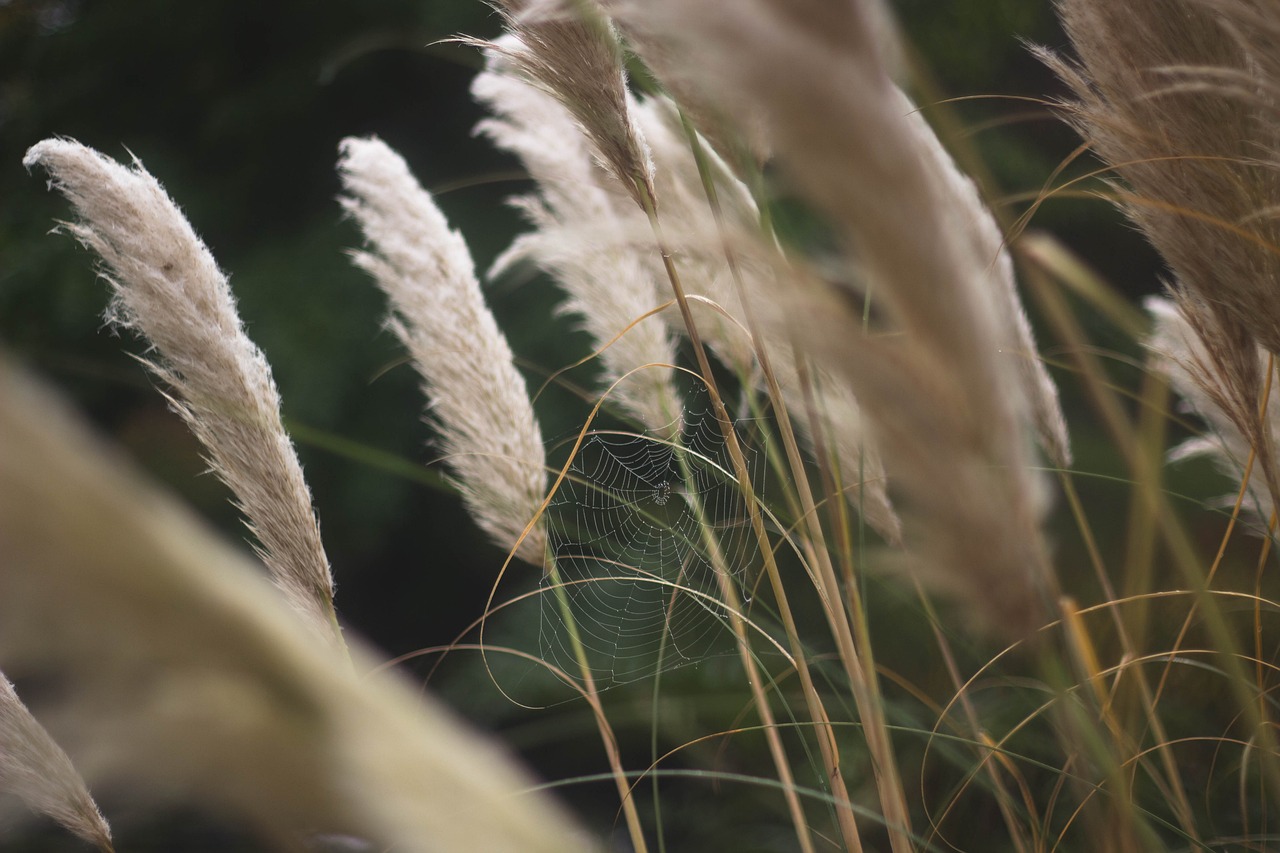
0, 355, 594, 853
613, 0, 1059, 635
632, 95, 903, 540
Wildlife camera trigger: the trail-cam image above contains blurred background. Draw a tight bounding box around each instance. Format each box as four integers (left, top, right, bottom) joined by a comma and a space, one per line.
0, 0, 1191, 849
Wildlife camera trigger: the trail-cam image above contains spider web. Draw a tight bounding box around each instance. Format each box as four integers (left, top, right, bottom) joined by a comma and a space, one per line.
539, 397, 765, 688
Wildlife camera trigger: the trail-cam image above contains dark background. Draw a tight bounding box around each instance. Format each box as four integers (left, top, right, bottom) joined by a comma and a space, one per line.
0, 1, 1181, 850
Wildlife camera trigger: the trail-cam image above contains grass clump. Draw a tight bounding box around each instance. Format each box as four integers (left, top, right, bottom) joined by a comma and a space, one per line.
5, 1, 1280, 851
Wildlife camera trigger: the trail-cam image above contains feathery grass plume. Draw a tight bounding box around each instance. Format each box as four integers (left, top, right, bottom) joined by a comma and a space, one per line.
337, 136, 547, 564
0, 675, 111, 851
1148, 295, 1280, 525
473, 47, 684, 438
616, 0, 1057, 634
23, 139, 341, 648
1040, 0, 1280, 356
631, 94, 903, 540
604, 0, 903, 173
906, 100, 1073, 469
0, 355, 593, 853
477, 0, 655, 210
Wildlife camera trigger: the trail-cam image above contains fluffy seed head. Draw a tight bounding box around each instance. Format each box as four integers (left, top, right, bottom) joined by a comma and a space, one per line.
23, 138, 340, 648
481, 0, 656, 209
1043, 0, 1280, 356
337, 136, 548, 565
474, 54, 684, 438
0, 675, 111, 850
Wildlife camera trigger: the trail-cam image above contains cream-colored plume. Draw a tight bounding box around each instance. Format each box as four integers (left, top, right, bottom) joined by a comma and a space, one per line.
23, 139, 341, 649
614, 0, 1058, 635
1148, 295, 1280, 527
474, 49, 684, 439
0, 355, 593, 853
0, 675, 111, 851
337, 136, 548, 565
901, 93, 1072, 469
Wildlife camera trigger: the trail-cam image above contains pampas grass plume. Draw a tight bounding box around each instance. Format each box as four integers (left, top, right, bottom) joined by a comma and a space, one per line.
23, 139, 341, 648
0, 675, 111, 850
474, 53, 684, 438
1043, 0, 1280, 356
483, 0, 656, 209
337, 136, 548, 565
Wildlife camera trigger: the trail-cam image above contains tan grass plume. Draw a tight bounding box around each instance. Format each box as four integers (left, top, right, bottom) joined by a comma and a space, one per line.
1042, 0, 1280, 355
337, 136, 548, 565
474, 47, 684, 439
0, 674, 111, 851
478, 0, 655, 209
23, 139, 341, 648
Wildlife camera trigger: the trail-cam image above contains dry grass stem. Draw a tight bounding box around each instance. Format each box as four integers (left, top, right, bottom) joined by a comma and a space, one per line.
0, 675, 111, 851
23, 139, 341, 649
0, 355, 593, 853
337, 136, 548, 565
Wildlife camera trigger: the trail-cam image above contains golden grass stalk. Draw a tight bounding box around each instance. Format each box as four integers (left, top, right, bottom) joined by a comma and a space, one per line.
620, 0, 1057, 638
0, 675, 111, 851
473, 49, 684, 438
337, 136, 548, 564
476, 12, 844, 848
23, 139, 342, 649
0, 355, 593, 853
338, 136, 647, 851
